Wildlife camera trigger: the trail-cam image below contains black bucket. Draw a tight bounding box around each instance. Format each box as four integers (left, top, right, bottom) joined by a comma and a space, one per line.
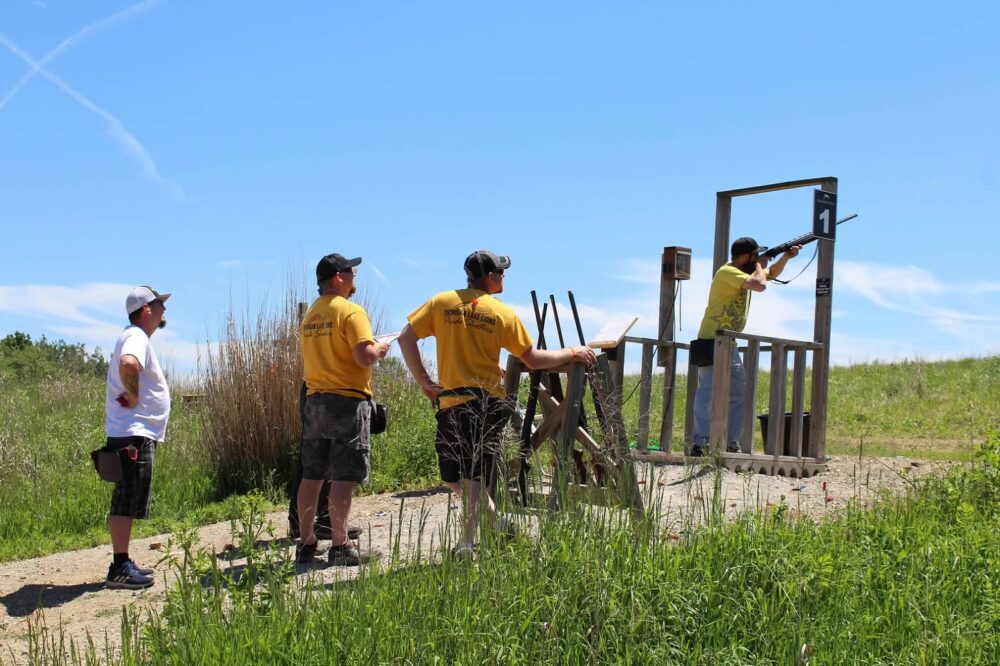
757, 412, 811, 456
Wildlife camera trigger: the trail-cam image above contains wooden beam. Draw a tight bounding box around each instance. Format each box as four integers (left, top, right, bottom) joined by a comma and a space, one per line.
636, 342, 654, 451
766, 342, 787, 457
717, 176, 838, 198
810, 177, 837, 460
790, 347, 807, 458
716, 329, 824, 351
714, 194, 732, 272
740, 339, 760, 453
708, 336, 732, 454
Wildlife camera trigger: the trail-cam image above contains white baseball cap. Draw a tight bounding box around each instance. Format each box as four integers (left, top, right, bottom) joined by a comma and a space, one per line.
125, 286, 171, 315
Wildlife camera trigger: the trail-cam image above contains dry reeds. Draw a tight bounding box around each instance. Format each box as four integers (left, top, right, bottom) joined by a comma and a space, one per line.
201, 286, 385, 494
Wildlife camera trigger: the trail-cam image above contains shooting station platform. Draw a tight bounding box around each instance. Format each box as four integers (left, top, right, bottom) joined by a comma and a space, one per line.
510, 177, 842, 499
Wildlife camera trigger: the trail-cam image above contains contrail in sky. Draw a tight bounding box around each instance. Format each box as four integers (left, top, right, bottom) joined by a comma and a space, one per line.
0, 0, 161, 112
0, 3, 182, 197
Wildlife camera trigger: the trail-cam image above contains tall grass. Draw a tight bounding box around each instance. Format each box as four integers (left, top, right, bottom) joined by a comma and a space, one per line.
200, 289, 304, 494
28, 434, 999, 665
0, 374, 221, 562
199, 285, 439, 496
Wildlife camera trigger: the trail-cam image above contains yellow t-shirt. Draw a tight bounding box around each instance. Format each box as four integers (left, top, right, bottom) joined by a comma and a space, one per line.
697, 264, 768, 339
300, 295, 375, 397
407, 289, 533, 409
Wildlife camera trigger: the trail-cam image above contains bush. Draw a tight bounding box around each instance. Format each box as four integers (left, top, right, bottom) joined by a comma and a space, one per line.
0, 332, 108, 381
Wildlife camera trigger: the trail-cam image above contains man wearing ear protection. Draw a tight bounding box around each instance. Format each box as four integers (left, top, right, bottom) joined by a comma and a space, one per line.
103, 285, 171, 589
399, 249, 596, 558
690, 237, 800, 456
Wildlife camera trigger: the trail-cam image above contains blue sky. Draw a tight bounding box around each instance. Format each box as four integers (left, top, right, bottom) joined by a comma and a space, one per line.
1, 1, 998, 375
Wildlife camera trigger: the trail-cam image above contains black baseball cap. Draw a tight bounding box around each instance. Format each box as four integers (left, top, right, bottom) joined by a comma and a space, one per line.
316, 253, 362, 284
731, 237, 768, 257
464, 250, 511, 280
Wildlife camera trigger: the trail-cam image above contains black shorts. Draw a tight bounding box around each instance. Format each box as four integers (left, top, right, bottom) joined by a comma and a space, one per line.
108, 436, 157, 519
301, 392, 371, 484
435, 397, 512, 483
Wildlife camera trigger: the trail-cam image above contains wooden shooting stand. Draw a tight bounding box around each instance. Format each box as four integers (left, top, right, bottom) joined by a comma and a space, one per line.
623, 177, 839, 477
502, 317, 644, 517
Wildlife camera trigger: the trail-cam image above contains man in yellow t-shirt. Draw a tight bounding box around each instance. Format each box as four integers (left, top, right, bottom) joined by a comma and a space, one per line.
691, 237, 800, 456
295, 253, 389, 566
399, 250, 596, 557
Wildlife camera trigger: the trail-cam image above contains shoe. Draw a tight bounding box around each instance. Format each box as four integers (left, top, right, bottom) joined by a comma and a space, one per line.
295, 541, 320, 564
450, 544, 476, 561
106, 560, 154, 590
726, 443, 741, 454
690, 446, 706, 457
129, 559, 155, 576
327, 543, 361, 566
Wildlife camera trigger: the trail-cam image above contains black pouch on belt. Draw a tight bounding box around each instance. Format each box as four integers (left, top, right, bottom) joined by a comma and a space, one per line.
90, 443, 139, 482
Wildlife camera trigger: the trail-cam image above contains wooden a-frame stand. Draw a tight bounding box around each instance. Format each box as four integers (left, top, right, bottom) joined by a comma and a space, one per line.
502, 350, 644, 518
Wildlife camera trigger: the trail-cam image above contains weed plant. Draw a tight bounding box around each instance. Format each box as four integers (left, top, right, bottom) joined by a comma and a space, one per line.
27, 433, 997, 665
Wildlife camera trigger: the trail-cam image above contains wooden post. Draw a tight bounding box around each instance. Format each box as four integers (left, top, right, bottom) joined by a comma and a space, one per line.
714, 194, 732, 272
810, 178, 837, 461
658, 344, 678, 454
790, 347, 807, 458
636, 342, 654, 451
552, 362, 587, 511
708, 335, 732, 454
740, 339, 761, 453
684, 359, 697, 454
766, 342, 787, 458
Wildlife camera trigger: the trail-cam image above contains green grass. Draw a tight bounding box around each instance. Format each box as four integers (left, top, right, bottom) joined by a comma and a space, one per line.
28, 434, 1000, 665
0, 375, 242, 561
617, 355, 999, 460
1, 356, 996, 562
0, 363, 438, 562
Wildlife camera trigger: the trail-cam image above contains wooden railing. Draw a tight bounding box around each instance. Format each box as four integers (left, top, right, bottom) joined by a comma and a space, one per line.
706, 330, 824, 459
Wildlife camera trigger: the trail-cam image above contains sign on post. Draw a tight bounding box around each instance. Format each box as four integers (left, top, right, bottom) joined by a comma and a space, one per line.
813, 190, 837, 240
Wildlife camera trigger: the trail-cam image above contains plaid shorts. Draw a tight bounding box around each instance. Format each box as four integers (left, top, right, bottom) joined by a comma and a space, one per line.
301, 393, 371, 484
435, 396, 512, 483
108, 436, 157, 519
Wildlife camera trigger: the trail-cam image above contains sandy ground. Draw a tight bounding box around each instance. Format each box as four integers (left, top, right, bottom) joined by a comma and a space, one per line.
0, 455, 951, 664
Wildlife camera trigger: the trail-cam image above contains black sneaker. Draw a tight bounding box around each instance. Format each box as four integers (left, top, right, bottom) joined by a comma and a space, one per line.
106, 560, 154, 590
295, 541, 320, 564
327, 543, 361, 566
690, 446, 706, 457
726, 443, 741, 454
129, 559, 155, 576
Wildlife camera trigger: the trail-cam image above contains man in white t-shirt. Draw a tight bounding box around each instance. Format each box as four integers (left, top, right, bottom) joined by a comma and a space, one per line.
103, 286, 171, 589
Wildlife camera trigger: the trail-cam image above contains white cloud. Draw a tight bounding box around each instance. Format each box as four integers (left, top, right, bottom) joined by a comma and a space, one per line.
0, 283, 209, 372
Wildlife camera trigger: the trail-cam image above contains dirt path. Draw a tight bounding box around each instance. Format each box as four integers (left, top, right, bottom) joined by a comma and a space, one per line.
0, 455, 950, 664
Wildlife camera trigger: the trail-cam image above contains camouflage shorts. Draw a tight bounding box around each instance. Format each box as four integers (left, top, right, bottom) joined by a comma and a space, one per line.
301, 392, 370, 483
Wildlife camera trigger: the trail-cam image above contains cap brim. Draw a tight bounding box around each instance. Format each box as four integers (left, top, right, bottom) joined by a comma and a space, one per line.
156, 292, 172, 303
347, 257, 362, 268
496, 255, 511, 270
